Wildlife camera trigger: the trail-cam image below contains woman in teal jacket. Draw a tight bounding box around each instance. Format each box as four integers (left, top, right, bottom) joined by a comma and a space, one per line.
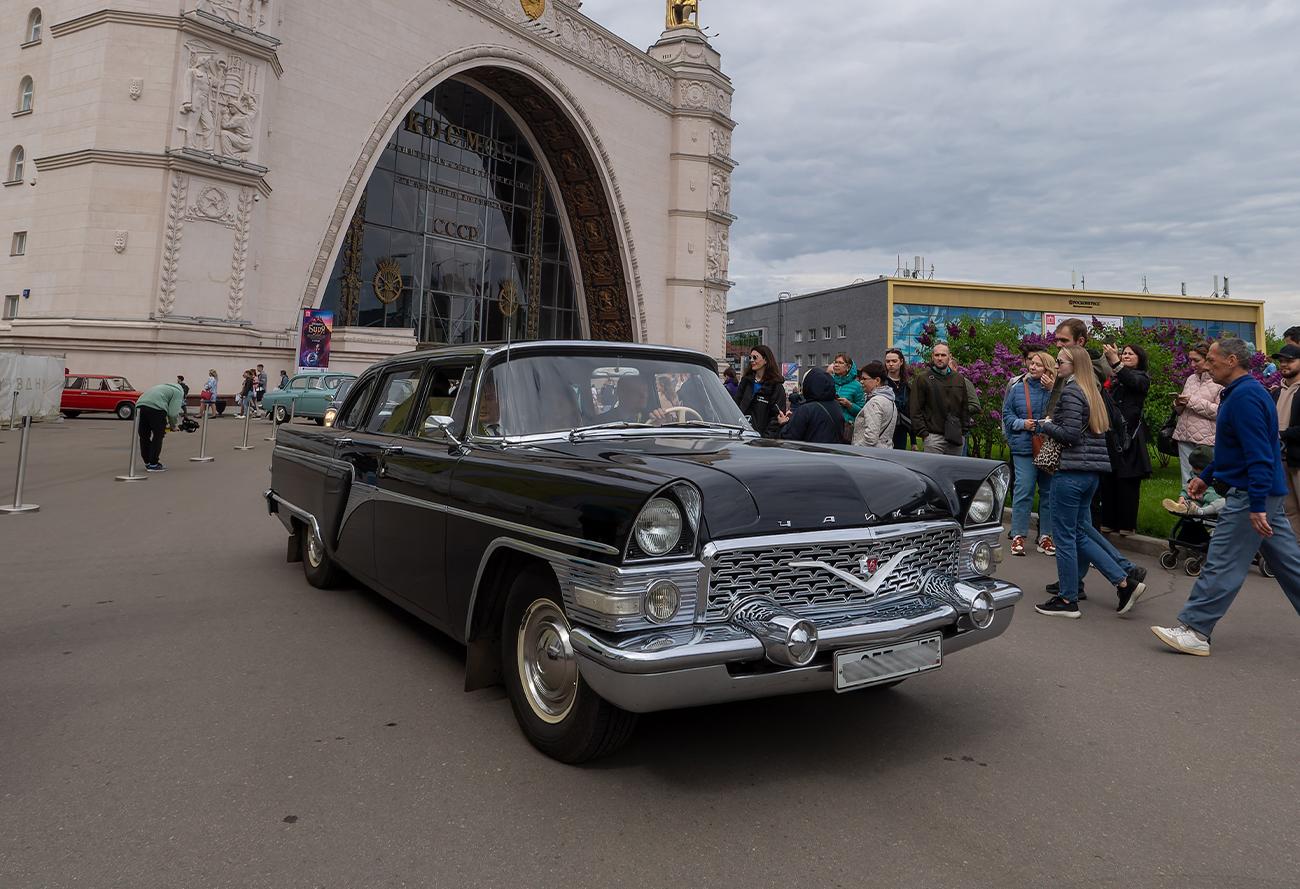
829, 352, 867, 429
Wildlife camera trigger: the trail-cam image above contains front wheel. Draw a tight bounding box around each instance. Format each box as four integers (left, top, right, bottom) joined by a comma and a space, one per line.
1184, 558, 1202, 577
273, 405, 289, 424
1159, 550, 1179, 570
61, 410, 81, 418
502, 568, 637, 763
1258, 555, 1275, 578
116, 402, 135, 420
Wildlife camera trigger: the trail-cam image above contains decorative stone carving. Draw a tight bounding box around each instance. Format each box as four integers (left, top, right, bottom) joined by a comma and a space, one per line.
710, 126, 732, 158
178, 41, 261, 160
114, 231, 128, 253
706, 222, 729, 281
159, 174, 189, 316
129, 78, 143, 101
553, 8, 674, 104
678, 79, 731, 116
187, 186, 237, 227
520, 0, 546, 20
227, 188, 254, 319
197, 0, 270, 30
709, 170, 730, 214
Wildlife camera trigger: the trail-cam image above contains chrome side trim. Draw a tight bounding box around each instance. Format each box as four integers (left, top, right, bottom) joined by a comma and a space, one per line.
705, 519, 964, 554
266, 490, 322, 544
463, 537, 703, 640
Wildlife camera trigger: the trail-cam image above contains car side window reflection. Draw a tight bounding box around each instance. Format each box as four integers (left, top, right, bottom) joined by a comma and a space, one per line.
289, 377, 308, 390
336, 378, 375, 431
417, 364, 473, 440
365, 368, 423, 435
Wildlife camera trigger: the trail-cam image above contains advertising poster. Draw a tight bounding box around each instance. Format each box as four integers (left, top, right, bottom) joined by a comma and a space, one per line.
1043, 312, 1125, 334
298, 309, 334, 369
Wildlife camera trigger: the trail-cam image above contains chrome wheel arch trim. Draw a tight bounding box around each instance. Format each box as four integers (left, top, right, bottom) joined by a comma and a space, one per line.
266, 490, 324, 550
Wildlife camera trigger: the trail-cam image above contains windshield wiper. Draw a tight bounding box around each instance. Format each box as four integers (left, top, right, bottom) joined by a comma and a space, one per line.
657, 420, 750, 436
569, 421, 654, 441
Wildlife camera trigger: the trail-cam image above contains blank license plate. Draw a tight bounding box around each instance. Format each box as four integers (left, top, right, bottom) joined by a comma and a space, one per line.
834, 635, 942, 692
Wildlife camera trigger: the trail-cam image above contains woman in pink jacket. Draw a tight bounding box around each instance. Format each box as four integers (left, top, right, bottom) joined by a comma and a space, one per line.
1172, 343, 1222, 489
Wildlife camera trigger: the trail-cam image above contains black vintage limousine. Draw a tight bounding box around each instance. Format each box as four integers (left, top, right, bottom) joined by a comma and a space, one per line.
267, 341, 1021, 762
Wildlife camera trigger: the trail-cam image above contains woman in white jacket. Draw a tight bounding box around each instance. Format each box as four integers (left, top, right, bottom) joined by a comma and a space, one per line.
1172, 343, 1222, 489
852, 361, 898, 448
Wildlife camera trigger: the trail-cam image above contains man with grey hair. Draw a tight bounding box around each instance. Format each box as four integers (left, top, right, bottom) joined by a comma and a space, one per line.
1152, 338, 1300, 656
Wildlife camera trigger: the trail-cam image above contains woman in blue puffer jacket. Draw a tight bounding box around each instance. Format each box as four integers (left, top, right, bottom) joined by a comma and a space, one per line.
829, 352, 866, 438
1002, 349, 1057, 558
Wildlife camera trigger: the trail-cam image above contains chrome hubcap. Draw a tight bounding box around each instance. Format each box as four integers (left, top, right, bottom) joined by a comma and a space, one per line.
517, 599, 577, 724
306, 528, 324, 568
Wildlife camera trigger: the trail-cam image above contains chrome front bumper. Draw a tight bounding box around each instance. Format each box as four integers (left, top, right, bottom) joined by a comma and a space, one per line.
571, 578, 1021, 713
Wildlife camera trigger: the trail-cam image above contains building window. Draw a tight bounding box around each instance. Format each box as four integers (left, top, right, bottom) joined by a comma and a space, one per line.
837, 324, 847, 338
794, 329, 802, 343
807, 328, 816, 341
2, 294, 17, 320
11, 231, 27, 255
26, 9, 42, 44
7, 146, 23, 182
822, 327, 831, 340
17, 76, 33, 113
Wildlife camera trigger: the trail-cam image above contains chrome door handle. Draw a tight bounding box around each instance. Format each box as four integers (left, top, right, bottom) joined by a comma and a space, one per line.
381, 445, 404, 456
334, 437, 353, 447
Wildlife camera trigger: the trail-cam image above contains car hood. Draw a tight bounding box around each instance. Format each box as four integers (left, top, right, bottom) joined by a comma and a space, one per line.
530, 436, 978, 539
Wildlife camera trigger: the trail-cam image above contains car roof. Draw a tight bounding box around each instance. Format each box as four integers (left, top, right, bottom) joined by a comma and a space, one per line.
381, 340, 716, 366
292, 370, 354, 376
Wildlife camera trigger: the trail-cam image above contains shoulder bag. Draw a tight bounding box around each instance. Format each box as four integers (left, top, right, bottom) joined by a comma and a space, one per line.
1157, 408, 1179, 457
1033, 435, 1062, 473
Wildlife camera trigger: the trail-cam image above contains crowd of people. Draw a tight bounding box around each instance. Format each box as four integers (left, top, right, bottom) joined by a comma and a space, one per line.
730, 318, 1300, 656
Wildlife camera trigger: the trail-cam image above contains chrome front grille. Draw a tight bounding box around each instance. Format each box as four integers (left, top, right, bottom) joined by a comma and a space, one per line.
703, 523, 961, 621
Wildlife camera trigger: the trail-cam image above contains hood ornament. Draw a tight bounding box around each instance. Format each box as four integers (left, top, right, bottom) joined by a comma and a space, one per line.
791, 547, 918, 599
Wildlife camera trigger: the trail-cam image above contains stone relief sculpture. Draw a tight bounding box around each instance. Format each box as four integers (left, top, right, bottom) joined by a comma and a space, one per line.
709, 170, 730, 214
707, 224, 729, 280
178, 41, 261, 160
198, 0, 270, 30
710, 127, 732, 158
667, 0, 699, 29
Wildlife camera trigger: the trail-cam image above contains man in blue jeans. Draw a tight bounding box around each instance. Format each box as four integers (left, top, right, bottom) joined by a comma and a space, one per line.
1152, 338, 1300, 656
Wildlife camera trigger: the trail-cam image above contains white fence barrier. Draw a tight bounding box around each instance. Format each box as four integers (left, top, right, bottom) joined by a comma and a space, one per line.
0, 353, 65, 424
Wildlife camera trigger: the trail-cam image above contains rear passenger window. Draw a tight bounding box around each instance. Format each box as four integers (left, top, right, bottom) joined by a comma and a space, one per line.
336, 377, 375, 431
365, 367, 424, 435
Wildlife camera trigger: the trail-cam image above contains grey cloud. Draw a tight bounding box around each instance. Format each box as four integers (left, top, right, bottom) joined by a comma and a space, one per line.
580, 1, 1300, 323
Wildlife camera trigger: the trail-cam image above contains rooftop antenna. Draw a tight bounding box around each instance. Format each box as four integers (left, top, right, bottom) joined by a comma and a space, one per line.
895, 254, 903, 277
1081, 273, 1086, 291
1071, 269, 1077, 290
929, 262, 935, 280
1142, 275, 1149, 293
1212, 275, 1220, 298
1181, 282, 1187, 296
913, 255, 922, 279
1223, 276, 1230, 298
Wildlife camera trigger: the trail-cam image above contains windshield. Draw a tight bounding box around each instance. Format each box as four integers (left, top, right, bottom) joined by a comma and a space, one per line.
475, 354, 748, 437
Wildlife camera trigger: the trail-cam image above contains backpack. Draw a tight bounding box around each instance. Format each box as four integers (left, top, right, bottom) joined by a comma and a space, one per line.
1100, 389, 1130, 455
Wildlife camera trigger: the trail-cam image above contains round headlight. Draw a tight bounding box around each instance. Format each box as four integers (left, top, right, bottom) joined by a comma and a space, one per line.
971, 541, 994, 575
966, 481, 996, 525
634, 497, 683, 556
643, 580, 681, 623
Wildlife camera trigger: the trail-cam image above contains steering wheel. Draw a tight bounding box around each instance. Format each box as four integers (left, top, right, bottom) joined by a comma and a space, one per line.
660, 405, 703, 423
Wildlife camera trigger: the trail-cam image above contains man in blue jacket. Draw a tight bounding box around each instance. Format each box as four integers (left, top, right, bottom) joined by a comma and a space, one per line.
1152, 338, 1300, 656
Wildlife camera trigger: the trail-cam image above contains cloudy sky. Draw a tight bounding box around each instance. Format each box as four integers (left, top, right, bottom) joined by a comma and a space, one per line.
580, 0, 1300, 325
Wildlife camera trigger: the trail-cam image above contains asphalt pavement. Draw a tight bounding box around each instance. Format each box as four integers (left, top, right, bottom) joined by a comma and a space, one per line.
1, 417, 1296, 889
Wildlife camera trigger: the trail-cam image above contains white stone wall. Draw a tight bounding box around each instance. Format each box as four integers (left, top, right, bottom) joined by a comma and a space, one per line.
0, 0, 735, 388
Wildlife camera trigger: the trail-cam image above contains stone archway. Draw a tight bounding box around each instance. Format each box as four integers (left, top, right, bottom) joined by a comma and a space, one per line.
303, 47, 642, 343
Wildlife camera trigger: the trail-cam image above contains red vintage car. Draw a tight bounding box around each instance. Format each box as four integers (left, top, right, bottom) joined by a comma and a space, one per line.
61, 374, 142, 419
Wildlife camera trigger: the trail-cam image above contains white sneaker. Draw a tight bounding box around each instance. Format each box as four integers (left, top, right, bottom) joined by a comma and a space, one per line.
1151, 624, 1210, 656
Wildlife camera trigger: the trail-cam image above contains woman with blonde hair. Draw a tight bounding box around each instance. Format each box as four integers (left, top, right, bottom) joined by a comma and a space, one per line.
1002, 349, 1057, 556
1030, 345, 1146, 618
200, 368, 218, 416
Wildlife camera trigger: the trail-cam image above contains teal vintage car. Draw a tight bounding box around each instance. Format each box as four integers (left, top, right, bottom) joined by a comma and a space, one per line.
262, 371, 356, 424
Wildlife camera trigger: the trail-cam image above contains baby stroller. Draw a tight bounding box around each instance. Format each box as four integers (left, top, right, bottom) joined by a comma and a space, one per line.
1159, 509, 1274, 578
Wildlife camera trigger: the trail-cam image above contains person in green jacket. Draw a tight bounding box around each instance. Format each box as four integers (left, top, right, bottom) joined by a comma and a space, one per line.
135, 381, 185, 471
828, 352, 866, 432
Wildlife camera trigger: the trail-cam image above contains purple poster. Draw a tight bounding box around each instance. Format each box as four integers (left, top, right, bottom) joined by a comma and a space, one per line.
298, 309, 334, 369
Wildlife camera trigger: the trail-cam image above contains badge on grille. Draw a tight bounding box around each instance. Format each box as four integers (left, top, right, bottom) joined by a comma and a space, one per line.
859, 556, 880, 576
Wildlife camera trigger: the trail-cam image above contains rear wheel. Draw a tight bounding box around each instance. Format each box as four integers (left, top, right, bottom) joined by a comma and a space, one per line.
1184, 558, 1202, 577
273, 405, 289, 424
1159, 550, 1178, 570
301, 522, 344, 589
502, 568, 637, 763
1258, 555, 1275, 578
115, 402, 135, 420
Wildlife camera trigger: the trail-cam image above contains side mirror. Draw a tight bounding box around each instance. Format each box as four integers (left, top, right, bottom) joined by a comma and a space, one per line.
423, 414, 463, 446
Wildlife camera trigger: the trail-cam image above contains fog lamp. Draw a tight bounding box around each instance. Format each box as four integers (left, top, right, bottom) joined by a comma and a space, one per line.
968, 589, 996, 629
786, 620, 818, 667
971, 541, 995, 576
643, 580, 681, 623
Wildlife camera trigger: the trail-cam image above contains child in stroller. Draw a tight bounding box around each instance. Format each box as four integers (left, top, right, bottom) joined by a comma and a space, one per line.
1158, 446, 1274, 578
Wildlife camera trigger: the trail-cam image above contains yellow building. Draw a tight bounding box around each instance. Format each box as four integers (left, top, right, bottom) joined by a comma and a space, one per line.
887, 279, 1265, 358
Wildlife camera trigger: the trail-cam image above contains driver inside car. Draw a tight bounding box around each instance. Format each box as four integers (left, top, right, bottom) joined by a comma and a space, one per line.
605, 373, 670, 425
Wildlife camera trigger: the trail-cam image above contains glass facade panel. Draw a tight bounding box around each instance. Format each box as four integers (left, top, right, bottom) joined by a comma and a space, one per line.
323, 78, 580, 344
892, 304, 1042, 360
